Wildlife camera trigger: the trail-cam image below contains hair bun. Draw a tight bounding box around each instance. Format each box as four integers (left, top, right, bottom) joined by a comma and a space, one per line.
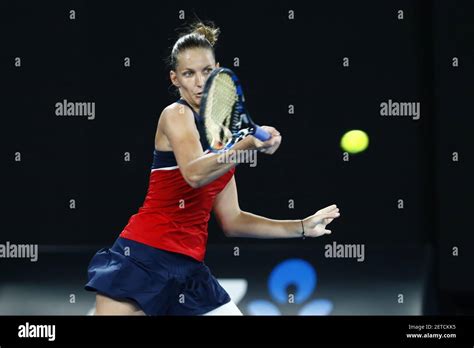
191, 22, 220, 46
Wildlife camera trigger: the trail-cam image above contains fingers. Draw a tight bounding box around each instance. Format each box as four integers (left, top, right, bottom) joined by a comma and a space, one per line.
314, 228, 332, 236
320, 214, 339, 229
308, 206, 340, 237
259, 126, 282, 147
261, 126, 281, 137
258, 134, 282, 155
320, 211, 340, 220
261, 135, 281, 148
318, 204, 338, 214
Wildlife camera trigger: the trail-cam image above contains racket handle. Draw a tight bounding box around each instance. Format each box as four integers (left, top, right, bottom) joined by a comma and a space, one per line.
253, 126, 272, 141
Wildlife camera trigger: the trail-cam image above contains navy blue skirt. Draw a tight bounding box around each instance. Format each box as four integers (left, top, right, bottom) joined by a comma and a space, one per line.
85, 237, 230, 315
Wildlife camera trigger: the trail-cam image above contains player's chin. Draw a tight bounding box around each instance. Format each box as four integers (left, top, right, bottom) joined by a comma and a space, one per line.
194, 95, 202, 104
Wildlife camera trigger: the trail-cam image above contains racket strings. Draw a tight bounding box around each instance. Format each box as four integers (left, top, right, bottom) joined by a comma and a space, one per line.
204, 74, 238, 149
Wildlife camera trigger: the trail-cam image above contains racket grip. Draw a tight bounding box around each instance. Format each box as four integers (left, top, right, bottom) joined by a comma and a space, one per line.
253, 126, 272, 141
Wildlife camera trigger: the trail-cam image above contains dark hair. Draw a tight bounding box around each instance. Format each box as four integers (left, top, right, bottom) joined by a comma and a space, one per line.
168, 22, 220, 70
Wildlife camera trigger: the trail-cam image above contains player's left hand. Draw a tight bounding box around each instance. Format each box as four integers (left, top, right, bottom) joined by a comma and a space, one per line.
302, 204, 341, 237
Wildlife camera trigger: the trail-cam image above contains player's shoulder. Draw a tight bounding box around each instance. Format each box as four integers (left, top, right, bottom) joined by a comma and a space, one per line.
160, 102, 194, 123
159, 102, 196, 132
162, 102, 193, 117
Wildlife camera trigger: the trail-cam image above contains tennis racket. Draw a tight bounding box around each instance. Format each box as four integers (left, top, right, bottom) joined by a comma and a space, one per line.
199, 67, 271, 152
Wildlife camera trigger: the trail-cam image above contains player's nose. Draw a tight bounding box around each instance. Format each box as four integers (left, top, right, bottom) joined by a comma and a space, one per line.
195, 73, 204, 87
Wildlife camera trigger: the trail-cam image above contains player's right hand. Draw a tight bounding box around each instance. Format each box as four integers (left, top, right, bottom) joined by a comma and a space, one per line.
252, 126, 282, 154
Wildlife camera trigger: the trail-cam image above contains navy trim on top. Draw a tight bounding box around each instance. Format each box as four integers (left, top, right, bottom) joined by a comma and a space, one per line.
152, 99, 210, 170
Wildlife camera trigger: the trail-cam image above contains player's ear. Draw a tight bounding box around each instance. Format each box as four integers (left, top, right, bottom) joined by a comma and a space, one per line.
170, 70, 180, 88
216, 62, 220, 68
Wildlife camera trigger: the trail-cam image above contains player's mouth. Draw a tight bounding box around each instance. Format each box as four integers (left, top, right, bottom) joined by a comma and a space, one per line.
195, 92, 203, 98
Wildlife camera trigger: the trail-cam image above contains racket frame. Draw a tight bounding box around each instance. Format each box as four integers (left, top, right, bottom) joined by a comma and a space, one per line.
200, 67, 270, 152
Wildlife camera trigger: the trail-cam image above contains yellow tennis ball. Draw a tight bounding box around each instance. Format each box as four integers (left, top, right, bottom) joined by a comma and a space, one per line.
340, 130, 369, 154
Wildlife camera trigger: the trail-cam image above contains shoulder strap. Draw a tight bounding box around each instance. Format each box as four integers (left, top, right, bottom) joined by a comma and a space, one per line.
175, 99, 210, 150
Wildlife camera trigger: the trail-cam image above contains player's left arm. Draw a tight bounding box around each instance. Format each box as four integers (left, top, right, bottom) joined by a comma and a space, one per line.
212, 177, 341, 238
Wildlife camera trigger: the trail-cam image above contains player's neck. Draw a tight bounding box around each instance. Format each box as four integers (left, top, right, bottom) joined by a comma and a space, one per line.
180, 97, 199, 114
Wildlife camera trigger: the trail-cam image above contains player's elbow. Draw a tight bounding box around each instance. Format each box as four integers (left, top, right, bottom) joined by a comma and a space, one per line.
220, 212, 243, 238
183, 172, 204, 188
181, 168, 203, 189
221, 225, 236, 238
185, 175, 203, 189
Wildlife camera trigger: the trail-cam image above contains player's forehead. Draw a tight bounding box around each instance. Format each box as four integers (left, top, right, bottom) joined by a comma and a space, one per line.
176, 48, 215, 70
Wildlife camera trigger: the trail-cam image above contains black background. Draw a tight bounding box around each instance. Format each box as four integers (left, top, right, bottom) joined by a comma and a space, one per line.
2, 0, 473, 314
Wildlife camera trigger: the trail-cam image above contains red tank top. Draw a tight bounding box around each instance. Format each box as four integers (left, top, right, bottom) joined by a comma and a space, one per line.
120, 99, 235, 261
119, 166, 235, 261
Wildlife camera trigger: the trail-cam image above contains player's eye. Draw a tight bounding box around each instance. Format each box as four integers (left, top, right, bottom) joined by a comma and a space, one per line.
183, 71, 193, 77
203, 68, 213, 75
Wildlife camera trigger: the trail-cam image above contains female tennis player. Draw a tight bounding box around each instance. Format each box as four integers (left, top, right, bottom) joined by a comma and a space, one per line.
85, 22, 341, 316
